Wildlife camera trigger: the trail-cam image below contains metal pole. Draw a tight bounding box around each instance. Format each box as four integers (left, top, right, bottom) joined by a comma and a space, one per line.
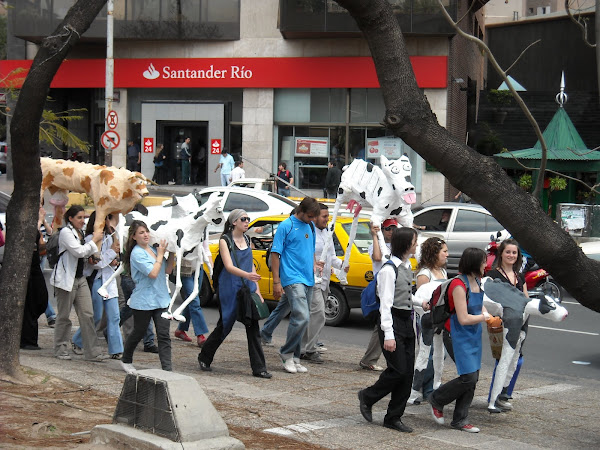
105, 0, 114, 166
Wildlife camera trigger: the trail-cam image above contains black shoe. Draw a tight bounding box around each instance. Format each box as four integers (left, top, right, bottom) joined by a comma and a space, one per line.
199, 359, 212, 372
47, 319, 55, 328
253, 371, 272, 379
144, 345, 159, 353
383, 418, 413, 433
358, 389, 372, 423
21, 344, 41, 350
300, 351, 324, 364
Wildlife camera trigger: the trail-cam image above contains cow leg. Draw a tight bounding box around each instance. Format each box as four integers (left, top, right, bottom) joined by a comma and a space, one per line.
171, 248, 204, 321
409, 333, 430, 404
488, 328, 517, 412
97, 263, 124, 298
432, 331, 445, 389
502, 331, 525, 398
161, 248, 183, 320
337, 213, 360, 285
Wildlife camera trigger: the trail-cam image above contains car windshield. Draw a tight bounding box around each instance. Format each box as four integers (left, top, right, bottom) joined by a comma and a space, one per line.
341, 222, 372, 254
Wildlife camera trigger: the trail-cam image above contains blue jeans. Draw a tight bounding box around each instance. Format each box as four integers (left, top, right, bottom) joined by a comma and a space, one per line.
176, 273, 209, 336
279, 284, 312, 361
278, 187, 290, 197
73, 278, 124, 355
220, 172, 231, 186
45, 302, 56, 321
260, 293, 290, 344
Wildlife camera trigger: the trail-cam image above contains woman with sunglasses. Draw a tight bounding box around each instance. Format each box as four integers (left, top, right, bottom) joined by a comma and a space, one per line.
409, 238, 449, 404
198, 209, 272, 379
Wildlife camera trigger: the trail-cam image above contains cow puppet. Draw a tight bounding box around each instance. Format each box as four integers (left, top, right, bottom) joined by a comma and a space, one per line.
41, 157, 151, 233
318, 155, 416, 284
98, 192, 224, 322
481, 277, 568, 412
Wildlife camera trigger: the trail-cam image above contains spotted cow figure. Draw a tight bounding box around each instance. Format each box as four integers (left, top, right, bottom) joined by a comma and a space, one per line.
40, 157, 151, 233
318, 154, 416, 284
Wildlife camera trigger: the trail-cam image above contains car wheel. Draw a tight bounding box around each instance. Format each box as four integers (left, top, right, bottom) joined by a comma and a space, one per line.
325, 285, 349, 327
200, 271, 214, 307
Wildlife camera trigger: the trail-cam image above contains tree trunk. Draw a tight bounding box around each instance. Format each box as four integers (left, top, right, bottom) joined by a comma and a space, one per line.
336, 0, 600, 312
0, 0, 108, 379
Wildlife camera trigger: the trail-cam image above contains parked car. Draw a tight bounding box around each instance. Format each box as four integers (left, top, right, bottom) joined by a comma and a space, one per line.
202, 215, 380, 326
413, 202, 509, 274
0, 142, 7, 174
229, 177, 277, 193
195, 186, 297, 234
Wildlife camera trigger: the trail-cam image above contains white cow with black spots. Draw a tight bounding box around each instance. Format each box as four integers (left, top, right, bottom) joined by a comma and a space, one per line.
318, 154, 416, 284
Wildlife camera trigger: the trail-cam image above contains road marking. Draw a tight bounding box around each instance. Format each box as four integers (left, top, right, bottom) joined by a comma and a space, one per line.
264, 414, 379, 436
561, 301, 580, 305
476, 382, 580, 404
528, 324, 599, 336
572, 361, 591, 365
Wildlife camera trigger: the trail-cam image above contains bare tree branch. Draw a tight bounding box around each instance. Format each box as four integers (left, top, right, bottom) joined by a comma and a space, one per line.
565, 0, 596, 48
505, 39, 541, 74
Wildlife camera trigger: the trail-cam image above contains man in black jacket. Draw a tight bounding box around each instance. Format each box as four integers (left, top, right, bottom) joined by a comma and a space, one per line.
324, 160, 342, 199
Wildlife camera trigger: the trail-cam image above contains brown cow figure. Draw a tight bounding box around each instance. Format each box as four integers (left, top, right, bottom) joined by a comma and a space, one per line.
40, 157, 151, 232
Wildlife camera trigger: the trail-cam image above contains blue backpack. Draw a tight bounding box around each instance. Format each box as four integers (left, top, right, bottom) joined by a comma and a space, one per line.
361, 260, 398, 321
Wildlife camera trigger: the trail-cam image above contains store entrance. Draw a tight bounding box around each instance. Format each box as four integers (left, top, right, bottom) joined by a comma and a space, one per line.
157, 121, 208, 185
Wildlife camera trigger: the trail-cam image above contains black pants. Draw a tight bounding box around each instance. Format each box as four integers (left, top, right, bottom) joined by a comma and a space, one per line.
361, 311, 415, 422
199, 311, 267, 375
430, 370, 479, 428
122, 308, 172, 371
21, 261, 48, 348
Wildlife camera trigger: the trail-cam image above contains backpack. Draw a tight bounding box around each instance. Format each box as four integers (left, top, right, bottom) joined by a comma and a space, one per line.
429, 274, 469, 332
46, 227, 65, 268
360, 260, 398, 321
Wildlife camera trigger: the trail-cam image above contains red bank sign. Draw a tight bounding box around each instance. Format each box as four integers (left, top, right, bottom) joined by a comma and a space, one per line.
0, 57, 447, 89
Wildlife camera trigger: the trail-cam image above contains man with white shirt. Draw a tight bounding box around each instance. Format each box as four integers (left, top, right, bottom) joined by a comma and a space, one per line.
300, 204, 348, 364
229, 160, 246, 183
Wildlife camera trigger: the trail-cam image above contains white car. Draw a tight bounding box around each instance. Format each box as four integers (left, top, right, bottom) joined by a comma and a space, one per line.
153, 187, 296, 235
413, 202, 509, 274
229, 177, 277, 193
580, 240, 600, 261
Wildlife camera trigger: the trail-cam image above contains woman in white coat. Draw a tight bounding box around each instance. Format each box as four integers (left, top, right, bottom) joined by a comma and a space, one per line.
51, 205, 107, 361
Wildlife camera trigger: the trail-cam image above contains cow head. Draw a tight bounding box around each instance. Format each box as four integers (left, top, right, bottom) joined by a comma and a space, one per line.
195, 192, 224, 226
525, 295, 568, 322
380, 155, 416, 205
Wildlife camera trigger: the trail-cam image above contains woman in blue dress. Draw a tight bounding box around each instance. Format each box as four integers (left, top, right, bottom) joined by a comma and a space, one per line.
429, 247, 495, 433
120, 220, 175, 374
198, 209, 271, 379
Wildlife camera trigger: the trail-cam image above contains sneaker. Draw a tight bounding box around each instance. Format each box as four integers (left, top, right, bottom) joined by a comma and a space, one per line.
316, 342, 327, 351
283, 358, 297, 374
56, 353, 72, 360
86, 353, 110, 362
431, 405, 444, 425
495, 398, 513, 410
120, 361, 137, 374
453, 424, 480, 433
294, 362, 308, 373
359, 362, 384, 371
110, 353, 122, 360
198, 360, 212, 372
300, 351, 324, 364
72, 343, 83, 355
144, 345, 159, 353
261, 338, 274, 347
47, 319, 56, 328
197, 334, 207, 348
174, 330, 192, 342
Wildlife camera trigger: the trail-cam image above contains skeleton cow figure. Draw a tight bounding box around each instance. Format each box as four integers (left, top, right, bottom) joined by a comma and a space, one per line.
98, 192, 224, 323
318, 155, 416, 284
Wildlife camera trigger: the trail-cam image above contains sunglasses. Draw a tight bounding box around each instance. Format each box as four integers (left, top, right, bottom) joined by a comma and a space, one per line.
383, 226, 397, 231
239, 217, 251, 222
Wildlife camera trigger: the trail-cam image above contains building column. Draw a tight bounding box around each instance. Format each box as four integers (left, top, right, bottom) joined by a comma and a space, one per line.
109, 89, 128, 169
242, 89, 273, 178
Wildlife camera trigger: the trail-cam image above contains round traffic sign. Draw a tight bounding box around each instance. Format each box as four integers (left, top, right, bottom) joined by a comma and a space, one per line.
106, 110, 118, 129
101, 130, 120, 150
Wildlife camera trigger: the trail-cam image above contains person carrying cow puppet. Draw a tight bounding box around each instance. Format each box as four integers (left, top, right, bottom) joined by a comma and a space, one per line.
428, 248, 501, 433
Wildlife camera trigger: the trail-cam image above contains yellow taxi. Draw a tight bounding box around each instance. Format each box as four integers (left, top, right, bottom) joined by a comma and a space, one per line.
202, 215, 379, 326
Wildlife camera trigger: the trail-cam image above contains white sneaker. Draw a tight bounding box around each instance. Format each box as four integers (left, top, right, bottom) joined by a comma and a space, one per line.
283, 358, 297, 373
294, 362, 308, 373
407, 389, 423, 405
120, 361, 137, 374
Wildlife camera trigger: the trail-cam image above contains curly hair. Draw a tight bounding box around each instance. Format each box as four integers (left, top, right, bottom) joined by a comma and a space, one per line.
418, 237, 447, 271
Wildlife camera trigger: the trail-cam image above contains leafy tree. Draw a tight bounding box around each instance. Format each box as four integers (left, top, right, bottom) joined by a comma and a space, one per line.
334, 0, 600, 312
0, 0, 108, 380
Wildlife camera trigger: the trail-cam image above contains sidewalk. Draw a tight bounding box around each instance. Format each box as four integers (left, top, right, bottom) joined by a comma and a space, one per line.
19, 312, 600, 449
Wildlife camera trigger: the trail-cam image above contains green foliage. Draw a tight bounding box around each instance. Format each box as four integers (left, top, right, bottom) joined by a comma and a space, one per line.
487, 89, 513, 107
39, 108, 91, 153
475, 122, 504, 156
549, 176, 567, 192
518, 173, 533, 192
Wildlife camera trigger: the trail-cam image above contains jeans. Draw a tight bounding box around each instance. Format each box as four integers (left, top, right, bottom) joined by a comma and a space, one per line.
120, 275, 155, 347
279, 283, 312, 361
430, 371, 479, 428
45, 302, 56, 321
181, 160, 190, 185
220, 172, 231, 186
278, 187, 290, 197
122, 308, 172, 371
260, 293, 290, 344
176, 274, 209, 336
73, 278, 123, 355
